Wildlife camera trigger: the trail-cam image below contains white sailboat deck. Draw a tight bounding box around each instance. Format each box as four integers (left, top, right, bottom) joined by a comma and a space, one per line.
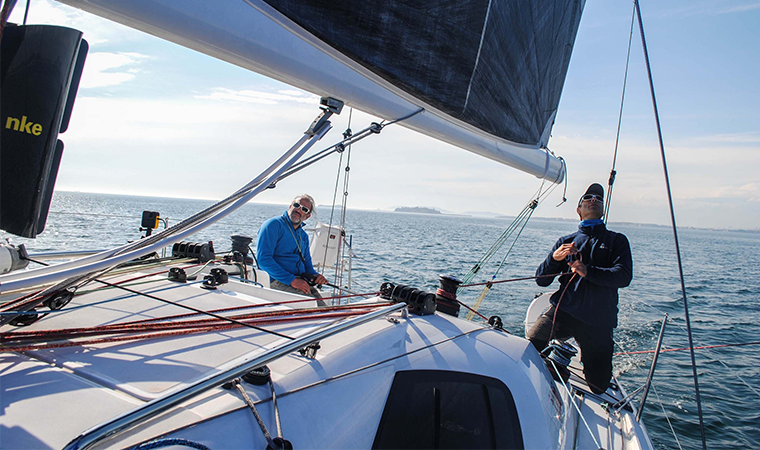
1, 262, 652, 449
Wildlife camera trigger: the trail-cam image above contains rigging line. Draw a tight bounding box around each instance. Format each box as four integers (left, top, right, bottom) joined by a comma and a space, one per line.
2, 298, 387, 340
458, 204, 536, 287
22, 0, 29, 25
232, 381, 278, 449
456, 297, 490, 322
271, 125, 375, 183
628, 298, 760, 403
459, 272, 564, 288
549, 359, 603, 450
613, 339, 684, 449
321, 138, 345, 273
1, 309, 381, 352
615, 340, 760, 355
635, 2, 706, 448
650, 384, 685, 450
2, 303, 391, 341
90, 278, 294, 340
340, 108, 354, 228
0, 1, 13, 35
276, 107, 425, 185
465, 204, 537, 319
554, 157, 568, 207
709, 353, 760, 400
335, 109, 355, 296
605, 2, 637, 223
380, 107, 425, 127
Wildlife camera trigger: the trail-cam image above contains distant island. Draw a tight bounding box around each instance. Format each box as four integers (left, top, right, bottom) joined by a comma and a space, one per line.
394, 207, 442, 215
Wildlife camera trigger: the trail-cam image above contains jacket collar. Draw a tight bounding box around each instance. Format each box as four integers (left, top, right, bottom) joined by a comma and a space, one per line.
578, 220, 606, 235
281, 210, 303, 229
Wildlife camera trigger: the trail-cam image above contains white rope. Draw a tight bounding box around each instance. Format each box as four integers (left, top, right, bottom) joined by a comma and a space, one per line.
651, 383, 684, 450
613, 338, 683, 447
549, 359, 603, 449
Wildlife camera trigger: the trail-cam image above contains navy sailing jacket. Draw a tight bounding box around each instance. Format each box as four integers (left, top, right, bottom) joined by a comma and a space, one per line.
536, 223, 633, 328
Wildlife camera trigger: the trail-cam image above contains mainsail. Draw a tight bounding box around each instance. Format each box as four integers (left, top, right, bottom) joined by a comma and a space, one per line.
55, 0, 585, 181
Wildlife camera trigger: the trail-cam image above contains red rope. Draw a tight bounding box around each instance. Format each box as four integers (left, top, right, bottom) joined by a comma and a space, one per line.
89, 290, 381, 326
1, 307, 387, 352
454, 298, 489, 322
549, 273, 577, 341
435, 289, 456, 300
0, 289, 45, 311
1, 302, 391, 342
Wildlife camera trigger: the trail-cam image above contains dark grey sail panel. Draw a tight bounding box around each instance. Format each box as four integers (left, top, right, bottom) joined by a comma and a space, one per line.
262, 0, 584, 146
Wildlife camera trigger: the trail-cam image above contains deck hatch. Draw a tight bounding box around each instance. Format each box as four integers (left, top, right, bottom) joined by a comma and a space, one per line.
372, 370, 523, 449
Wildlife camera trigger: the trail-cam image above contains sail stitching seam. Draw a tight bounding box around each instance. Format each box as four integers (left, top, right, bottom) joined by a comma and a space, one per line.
463, 0, 493, 113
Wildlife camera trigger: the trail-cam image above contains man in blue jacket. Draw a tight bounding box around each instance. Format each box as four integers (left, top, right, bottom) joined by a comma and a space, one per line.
527, 183, 633, 394
256, 194, 328, 298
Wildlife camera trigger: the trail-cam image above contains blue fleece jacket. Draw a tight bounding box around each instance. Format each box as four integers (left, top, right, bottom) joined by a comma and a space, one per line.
256, 211, 318, 285
536, 223, 633, 328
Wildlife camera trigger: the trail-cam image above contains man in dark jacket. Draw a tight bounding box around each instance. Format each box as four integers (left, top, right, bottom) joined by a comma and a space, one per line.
527, 183, 633, 394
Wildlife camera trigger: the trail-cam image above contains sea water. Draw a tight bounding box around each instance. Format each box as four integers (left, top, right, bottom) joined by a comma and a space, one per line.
4, 191, 759, 449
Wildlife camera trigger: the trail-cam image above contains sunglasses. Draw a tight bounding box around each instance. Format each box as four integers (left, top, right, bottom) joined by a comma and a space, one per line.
292, 202, 311, 214
580, 194, 603, 203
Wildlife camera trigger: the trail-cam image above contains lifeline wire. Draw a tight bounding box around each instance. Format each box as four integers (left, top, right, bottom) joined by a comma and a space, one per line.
613, 339, 684, 450
633, 298, 760, 402
634, 2, 706, 447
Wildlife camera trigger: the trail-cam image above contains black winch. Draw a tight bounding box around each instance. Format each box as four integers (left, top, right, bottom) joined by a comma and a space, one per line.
379, 282, 436, 316
435, 275, 462, 317
230, 235, 254, 264
172, 241, 215, 262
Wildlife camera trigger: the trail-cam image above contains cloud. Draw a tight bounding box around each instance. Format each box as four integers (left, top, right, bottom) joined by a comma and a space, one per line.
679, 132, 760, 146
196, 88, 320, 105
708, 183, 760, 201
647, 1, 760, 18
8, 0, 148, 44
721, 2, 760, 13
79, 52, 148, 88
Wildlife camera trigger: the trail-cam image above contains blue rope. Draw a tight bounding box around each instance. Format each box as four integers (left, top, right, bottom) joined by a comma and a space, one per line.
127, 438, 210, 450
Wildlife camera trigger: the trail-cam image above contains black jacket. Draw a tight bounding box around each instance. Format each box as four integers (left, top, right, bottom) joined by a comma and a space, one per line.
536, 223, 633, 328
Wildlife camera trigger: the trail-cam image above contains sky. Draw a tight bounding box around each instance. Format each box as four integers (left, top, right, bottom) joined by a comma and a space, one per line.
7, 0, 760, 230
